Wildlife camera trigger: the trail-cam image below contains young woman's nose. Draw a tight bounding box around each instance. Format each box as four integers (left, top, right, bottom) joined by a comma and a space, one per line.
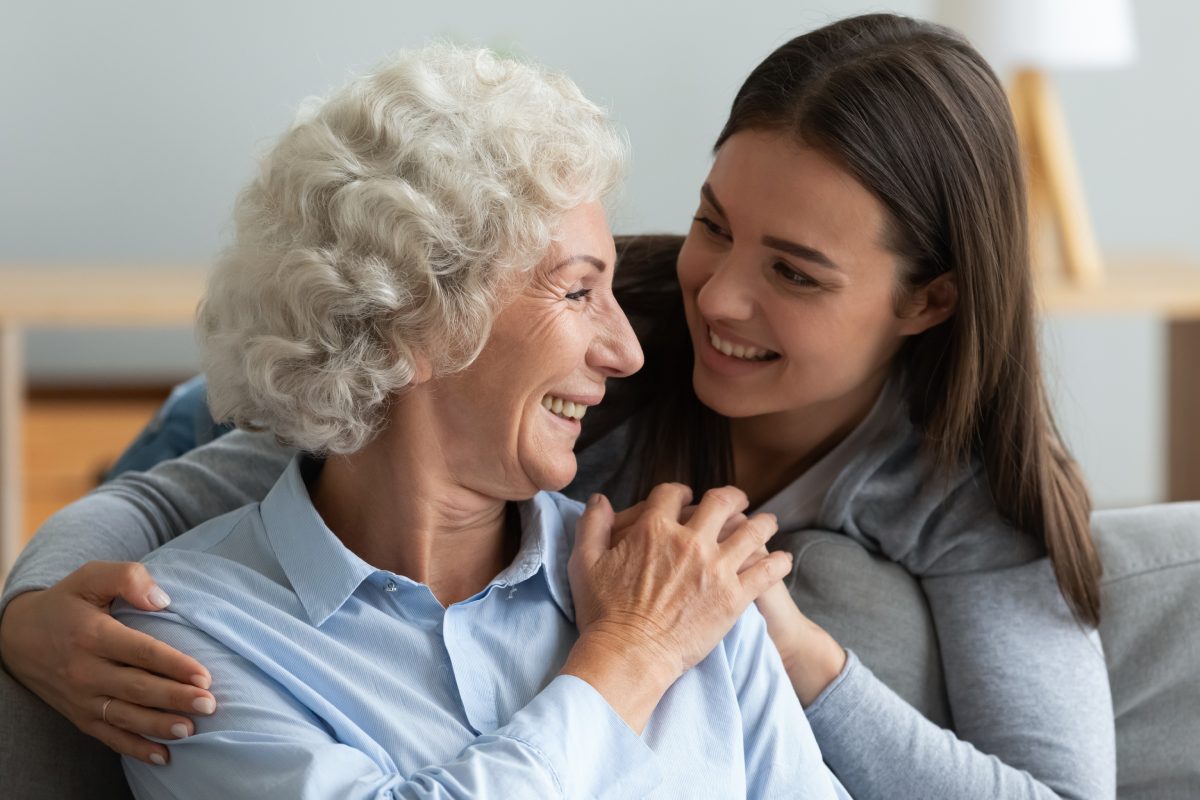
695, 253, 757, 322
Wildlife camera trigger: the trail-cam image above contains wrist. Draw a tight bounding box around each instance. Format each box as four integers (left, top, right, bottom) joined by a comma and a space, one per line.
561, 627, 679, 733
781, 626, 847, 707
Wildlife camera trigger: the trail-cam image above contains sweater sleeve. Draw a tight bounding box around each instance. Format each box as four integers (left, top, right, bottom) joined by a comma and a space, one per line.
1, 430, 293, 614
805, 558, 1115, 800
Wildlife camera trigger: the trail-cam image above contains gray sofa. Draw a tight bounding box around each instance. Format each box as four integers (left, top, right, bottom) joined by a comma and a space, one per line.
2, 502, 1198, 799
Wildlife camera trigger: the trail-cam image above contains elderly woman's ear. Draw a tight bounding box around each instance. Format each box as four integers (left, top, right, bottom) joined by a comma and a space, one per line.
409, 352, 435, 386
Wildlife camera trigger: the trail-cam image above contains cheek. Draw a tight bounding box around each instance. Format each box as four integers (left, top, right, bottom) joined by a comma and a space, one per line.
676, 236, 711, 293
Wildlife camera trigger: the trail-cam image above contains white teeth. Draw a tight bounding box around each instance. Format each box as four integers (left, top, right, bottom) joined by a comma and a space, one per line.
709, 329, 775, 361
542, 394, 588, 421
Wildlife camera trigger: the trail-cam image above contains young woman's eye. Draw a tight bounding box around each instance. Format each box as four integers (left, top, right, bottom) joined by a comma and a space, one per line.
693, 215, 730, 240
773, 262, 817, 288
565, 288, 592, 301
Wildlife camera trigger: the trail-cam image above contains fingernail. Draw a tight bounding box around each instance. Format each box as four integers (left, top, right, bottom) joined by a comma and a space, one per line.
588, 494, 601, 507
190, 674, 211, 690
170, 723, 190, 739
149, 753, 167, 766
193, 697, 216, 714
148, 587, 172, 609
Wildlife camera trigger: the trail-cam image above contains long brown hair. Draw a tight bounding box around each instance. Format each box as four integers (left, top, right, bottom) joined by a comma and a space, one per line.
600, 14, 1100, 625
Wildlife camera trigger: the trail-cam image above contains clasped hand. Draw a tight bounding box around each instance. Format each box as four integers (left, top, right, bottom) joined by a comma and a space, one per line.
563, 483, 791, 731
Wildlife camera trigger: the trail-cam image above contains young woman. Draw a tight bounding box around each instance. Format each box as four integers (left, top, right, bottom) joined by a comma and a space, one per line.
0, 13, 1114, 799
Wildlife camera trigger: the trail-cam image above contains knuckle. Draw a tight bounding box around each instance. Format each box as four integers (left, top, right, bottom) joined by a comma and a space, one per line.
76, 617, 108, 651
707, 486, 744, 509
645, 514, 674, 539
63, 659, 92, 690
118, 562, 144, 585
127, 675, 152, 700
676, 535, 705, 560
132, 638, 159, 668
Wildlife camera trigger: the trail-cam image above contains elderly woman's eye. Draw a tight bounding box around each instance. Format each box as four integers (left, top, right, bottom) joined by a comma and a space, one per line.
565, 288, 591, 301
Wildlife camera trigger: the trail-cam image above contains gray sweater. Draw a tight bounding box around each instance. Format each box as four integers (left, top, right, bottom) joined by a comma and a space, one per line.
2, 406, 1115, 799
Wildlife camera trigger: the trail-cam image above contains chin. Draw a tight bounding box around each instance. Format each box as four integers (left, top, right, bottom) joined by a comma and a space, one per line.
527, 454, 578, 494
692, 371, 760, 419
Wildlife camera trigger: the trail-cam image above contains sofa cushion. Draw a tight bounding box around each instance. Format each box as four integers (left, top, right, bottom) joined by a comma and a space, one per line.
777, 529, 952, 727
1094, 502, 1200, 800
783, 505, 1200, 800
0, 664, 131, 800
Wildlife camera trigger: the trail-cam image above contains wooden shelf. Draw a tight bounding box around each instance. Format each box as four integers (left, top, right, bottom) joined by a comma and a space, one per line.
1037, 259, 1200, 318
23, 396, 166, 545
0, 266, 206, 580
2, 259, 1199, 581
0, 266, 206, 327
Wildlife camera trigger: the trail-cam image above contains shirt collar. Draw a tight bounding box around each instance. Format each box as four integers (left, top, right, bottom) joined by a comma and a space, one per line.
505, 492, 576, 623
261, 456, 577, 626
261, 456, 378, 627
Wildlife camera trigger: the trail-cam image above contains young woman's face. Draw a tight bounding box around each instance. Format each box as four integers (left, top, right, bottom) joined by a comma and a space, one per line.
678, 130, 924, 424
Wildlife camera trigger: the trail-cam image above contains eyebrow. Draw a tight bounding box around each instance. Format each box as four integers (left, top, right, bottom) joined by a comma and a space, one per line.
552, 254, 608, 273
701, 182, 841, 272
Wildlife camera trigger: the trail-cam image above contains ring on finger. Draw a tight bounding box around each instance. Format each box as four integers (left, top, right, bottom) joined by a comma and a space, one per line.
101, 697, 115, 725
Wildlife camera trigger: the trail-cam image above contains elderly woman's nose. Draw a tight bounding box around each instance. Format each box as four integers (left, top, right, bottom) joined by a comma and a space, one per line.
590, 307, 644, 378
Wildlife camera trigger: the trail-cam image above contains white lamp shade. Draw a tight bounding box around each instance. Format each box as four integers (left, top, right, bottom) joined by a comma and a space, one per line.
937, 0, 1136, 73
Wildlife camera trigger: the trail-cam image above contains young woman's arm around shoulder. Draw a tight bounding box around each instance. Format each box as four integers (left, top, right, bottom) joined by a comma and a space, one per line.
0, 427, 292, 764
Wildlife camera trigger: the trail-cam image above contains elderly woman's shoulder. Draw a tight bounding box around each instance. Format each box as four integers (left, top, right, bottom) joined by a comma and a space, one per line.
136, 503, 295, 612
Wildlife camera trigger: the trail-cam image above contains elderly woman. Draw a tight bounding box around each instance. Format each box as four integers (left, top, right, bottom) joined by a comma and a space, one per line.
104, 47, 847, 799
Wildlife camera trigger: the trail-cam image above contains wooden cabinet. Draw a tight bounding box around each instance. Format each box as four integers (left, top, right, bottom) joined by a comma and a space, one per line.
22, 393, 166, 545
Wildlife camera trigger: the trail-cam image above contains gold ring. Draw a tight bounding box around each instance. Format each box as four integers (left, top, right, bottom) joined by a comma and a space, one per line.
101, 697, 115, 725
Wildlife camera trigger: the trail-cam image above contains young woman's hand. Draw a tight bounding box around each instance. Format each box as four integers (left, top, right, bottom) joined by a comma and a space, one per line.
563, 484, 792, 731
0, 561, 216, 765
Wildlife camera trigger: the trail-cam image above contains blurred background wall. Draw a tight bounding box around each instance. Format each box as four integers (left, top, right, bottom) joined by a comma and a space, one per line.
2, 0, 1196, 507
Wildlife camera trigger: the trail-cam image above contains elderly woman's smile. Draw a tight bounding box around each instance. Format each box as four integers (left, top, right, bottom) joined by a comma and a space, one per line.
429, 201, 643, 497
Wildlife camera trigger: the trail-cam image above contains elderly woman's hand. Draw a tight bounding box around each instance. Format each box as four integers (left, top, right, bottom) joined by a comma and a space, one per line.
563, 484, 791, 732
0, 562, 216, 765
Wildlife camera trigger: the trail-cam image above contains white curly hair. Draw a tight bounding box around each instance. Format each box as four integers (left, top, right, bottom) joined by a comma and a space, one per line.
198, 45, 627, 453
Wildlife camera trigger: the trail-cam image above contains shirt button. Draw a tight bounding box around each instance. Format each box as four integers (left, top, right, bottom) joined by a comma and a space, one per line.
385, 580, 397, 593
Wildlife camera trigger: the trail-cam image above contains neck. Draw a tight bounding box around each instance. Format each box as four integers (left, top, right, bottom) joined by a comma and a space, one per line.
729, 368, 890, 508
310, 405, 517, 607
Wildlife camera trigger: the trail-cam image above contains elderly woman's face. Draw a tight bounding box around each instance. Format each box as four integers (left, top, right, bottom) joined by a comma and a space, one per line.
432, 202, 643, 497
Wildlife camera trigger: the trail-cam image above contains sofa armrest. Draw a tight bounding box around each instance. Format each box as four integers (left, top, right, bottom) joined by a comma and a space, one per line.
0, 664, 131, 800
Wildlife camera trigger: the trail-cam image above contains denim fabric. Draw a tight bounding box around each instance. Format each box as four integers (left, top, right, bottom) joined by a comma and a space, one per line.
106, 376, 232, 480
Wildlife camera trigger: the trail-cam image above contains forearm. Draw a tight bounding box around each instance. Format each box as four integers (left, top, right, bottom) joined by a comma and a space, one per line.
1, 430, 291, 616
808, 652, 1076, 799
806, 558, 1114, 800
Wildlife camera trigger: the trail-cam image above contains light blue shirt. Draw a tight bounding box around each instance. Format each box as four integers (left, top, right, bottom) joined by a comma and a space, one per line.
116, 456, 847, 799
